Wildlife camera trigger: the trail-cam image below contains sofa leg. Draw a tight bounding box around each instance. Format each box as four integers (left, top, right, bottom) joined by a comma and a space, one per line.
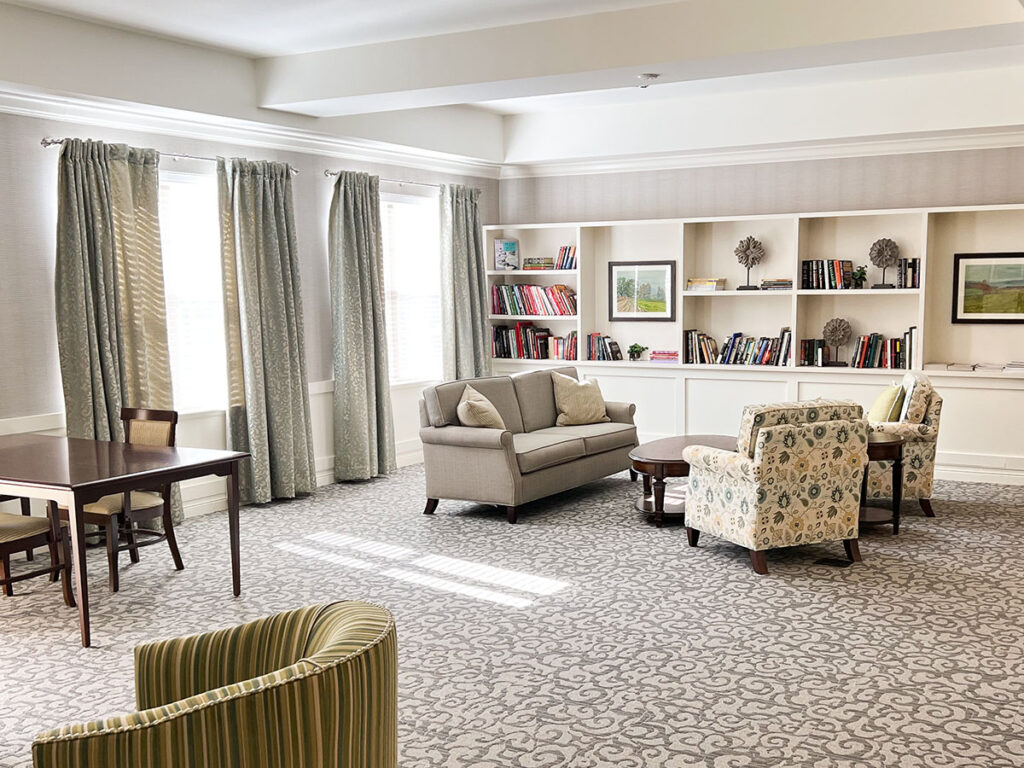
748, 549, 768, 575
505, 506, 518, 524
843, 539, 863, 563
628, 468, 638, 482
919, 498, 935, 517
685, 527, 700, 547
423, 498, 439, 515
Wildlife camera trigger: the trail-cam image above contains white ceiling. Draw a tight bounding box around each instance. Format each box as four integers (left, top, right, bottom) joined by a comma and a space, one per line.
4, 0, 678, 56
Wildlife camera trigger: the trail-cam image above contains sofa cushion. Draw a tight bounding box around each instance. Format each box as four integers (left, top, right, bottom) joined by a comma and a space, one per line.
456, 385, 506, 429
532, 423, 637, 456
552, 372, 610, 426
512, 432, 586, 474
423, 376, 525, 433
511, 367, 578, 432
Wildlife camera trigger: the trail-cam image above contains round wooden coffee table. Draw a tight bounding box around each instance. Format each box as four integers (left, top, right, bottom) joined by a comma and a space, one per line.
628, 434, 736, 527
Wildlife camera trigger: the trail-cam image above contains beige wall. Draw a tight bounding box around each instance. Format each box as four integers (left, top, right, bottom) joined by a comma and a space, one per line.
0, 109, 498, 420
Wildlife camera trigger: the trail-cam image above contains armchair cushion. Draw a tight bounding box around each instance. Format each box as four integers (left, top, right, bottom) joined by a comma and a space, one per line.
532, 423, 637, 456
456, 385, 506, 429
736, 398, 863, 458
552, 372, 610, 426
512, 432, 586, 473
511, 367, 578, 431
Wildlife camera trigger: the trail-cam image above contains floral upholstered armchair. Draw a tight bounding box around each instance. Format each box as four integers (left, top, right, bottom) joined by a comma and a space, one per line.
867, 371, 942, 517
682, 399, 869, 575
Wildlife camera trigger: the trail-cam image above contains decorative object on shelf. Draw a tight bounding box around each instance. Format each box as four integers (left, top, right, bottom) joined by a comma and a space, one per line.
869, 238, 899, 289
609, 261, 676, 321
822, 317, 852, 367
493, 238, 519, 270
951, 252, 1024, 324
735, 236, 764, 291
627, 343, 648, 362
852, 264, 868, 289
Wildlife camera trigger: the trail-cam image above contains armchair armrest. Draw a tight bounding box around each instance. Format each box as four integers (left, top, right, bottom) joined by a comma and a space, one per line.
869, 421, 937, 442
682, 445, 758, 483
419, 425, 513, 450
604, 401, 636, 425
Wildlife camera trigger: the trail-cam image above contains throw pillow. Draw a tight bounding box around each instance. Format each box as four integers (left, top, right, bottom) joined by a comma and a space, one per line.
456, 385, 506, 429
903, 377, 933, 424
552, 371, 610, 426
868, 384, 905, 422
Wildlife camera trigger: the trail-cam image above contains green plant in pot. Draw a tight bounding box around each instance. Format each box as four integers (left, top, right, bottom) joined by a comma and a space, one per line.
851, 264, 868, 289
627, 343, 648, 361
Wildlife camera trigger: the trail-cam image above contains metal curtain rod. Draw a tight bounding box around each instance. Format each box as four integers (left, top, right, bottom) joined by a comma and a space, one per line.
322, 168, 441, 188
40, 137, 299, 174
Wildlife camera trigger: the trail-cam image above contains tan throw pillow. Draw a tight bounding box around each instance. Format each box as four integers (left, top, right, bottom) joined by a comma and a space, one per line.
868, 384, 905, 422
552, 371, 610, 426
456, 385, 506, 429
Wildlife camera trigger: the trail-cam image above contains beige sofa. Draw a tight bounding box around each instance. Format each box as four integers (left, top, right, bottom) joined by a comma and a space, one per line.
419, 367, 638, 523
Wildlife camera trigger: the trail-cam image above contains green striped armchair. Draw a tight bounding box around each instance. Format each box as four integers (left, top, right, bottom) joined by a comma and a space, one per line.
32, 602, 397, 768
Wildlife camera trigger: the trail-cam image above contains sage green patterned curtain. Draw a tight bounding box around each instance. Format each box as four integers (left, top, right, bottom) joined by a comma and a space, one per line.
56, 138, 182, 521
440, 184, 490, 381
218, 158, 316, 504
328, 171, 396, 481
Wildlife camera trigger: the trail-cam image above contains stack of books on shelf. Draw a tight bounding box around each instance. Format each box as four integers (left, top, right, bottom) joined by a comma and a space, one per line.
801, 259, 854, 289
895, 258, 921, 288
550, 330, 578, 360
1005, 361, 1024, 374
555, 245, 577, 270
849, 326, 916, 369
685, 329, 792, 366
492, 323, 578, 360
799, 339, 832, 366
760, 278, 793, 291
925, 361, 1023, 374
586, 333, 622, 361
649, 350, 680, 364
685, 278, 726, 292
491, 283, 577, 316
521, 256, 555, 270
684, 330, 718, 364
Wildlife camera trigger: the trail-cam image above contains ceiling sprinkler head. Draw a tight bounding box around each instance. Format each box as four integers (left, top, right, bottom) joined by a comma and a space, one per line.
637, 73, 661, 89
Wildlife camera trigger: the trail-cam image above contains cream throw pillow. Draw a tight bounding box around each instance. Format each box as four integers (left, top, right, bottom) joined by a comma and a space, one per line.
552, 371, 610, 426
867, 384, 905, 422
456, 385, 506, 429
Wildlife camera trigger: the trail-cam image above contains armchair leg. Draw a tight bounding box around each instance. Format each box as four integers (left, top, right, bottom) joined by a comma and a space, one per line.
843, 539, 863, 563
628, 468, 638, 482
685, 527, 700, 547
748, 549, 768, 575
423, 498, 439, 515
505, 506, 518, 524
919, 498, 935, 517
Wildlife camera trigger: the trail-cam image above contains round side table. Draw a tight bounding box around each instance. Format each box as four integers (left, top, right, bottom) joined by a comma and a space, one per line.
860, 433, 905, 534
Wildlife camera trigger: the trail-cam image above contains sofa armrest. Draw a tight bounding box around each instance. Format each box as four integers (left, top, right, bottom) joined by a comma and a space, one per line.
682, 445, 757, 483
605, 401, 636, 425
869, 421, 937, 442
419, 425, 513, 450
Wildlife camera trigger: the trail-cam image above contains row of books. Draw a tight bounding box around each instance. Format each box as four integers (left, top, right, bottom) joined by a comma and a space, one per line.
686, 278, 726, 292
649, 350, 679, 364
586, 333, 622, 361
849, 329, 915, 368
685, 328, 792, 366
491, 283, 577, 316
519, 245, 579, 270
555, 245, 577, 270
491, 323, 578, 360
801, 259, 854, 290
895, 258, 921, 289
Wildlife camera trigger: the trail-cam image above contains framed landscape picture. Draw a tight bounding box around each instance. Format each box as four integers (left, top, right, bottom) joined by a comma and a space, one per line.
608, 261, 676, 321
952, 252, 1024, 324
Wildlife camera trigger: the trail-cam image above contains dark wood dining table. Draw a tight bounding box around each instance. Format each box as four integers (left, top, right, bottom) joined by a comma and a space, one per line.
0, 433, 248, 647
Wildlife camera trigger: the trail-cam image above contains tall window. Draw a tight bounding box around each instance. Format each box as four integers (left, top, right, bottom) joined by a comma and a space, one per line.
380, 188, 443, 384
158, 172, 227, 413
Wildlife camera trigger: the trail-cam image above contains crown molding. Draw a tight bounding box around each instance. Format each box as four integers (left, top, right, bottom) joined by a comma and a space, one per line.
499, 127, 1024, 179
0, 84, 502, 179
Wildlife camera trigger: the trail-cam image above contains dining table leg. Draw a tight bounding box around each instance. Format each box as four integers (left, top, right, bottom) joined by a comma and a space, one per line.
67, 496, 90, 647
227, 461, 241, 597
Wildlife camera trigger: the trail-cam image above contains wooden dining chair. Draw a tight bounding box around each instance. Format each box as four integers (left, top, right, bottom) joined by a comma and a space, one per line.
52, 407, 184, 592
0, 495, 36, 562
0, 506, 75, 607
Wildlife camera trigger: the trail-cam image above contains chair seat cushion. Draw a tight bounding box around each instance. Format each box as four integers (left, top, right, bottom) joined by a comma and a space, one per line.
531, 423, 637, 456
512, 432, 586, 474
0, 512, 50, 544
60, 491, 164, 516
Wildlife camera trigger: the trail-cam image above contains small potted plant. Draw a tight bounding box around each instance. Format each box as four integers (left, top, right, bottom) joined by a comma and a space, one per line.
851, 265, 868, 289
627, 343, 648, 362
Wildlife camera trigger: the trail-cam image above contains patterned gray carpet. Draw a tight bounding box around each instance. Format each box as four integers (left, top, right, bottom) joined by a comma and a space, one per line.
1, 466, 1022, 767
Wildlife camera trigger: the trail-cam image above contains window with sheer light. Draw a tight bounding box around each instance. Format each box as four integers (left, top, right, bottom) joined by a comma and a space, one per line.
159, 172, 227, 413
380, 189, 443, 384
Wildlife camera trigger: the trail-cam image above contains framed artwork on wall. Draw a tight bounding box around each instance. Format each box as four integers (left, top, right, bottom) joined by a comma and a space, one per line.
951, 252, 1024, 324
608, 261, 676, 321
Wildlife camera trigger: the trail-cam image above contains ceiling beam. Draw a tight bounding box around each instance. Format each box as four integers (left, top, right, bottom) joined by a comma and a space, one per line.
256, 0, 1024, 116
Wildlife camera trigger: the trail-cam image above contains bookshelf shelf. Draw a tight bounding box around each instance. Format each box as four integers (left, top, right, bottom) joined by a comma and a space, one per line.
486, 269, 578, 276
488, 314, 577, 321
684, 290, 794, 297
797, 288, 920, 296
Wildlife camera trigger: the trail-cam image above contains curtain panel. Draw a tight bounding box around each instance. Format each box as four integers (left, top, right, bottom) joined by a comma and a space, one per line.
218, 158, 316, 504
328, 171, 396, 481
440, 184, 490, 381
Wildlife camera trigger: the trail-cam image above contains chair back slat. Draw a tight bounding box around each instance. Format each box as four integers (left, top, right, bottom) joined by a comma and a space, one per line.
121, 408, 178, 447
